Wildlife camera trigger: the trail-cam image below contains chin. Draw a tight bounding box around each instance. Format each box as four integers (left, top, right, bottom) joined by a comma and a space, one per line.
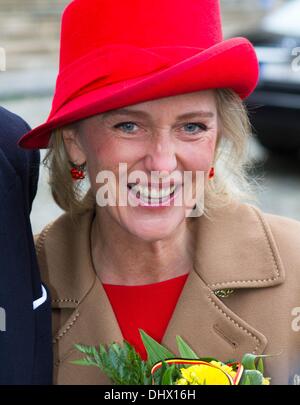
125, 212, 185, 242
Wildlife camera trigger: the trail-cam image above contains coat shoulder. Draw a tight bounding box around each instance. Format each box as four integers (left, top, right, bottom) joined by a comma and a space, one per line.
34, 209, 96, 307
261, 210, 300, 248
34, 219, 62, 304
259, 210, 300, 281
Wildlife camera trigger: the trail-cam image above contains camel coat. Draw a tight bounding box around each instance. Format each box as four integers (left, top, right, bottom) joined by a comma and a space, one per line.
35, 200, 300, 385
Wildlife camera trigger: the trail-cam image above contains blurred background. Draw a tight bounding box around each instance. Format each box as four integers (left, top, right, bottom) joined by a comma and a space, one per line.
0, 0, 299, 233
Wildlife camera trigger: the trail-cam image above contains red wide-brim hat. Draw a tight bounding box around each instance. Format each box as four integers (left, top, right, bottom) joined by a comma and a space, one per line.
19, 0, 259, 150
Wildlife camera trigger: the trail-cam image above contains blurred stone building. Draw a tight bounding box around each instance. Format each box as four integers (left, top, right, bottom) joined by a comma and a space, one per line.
0, 0, 284, 73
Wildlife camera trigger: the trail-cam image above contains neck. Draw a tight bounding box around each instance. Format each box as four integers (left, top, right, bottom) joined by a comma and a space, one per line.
91, 208, 196, 286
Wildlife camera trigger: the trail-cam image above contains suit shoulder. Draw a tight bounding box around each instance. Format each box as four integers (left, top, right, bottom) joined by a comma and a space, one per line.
0, 108, 39, 201
0, 107, 30, 144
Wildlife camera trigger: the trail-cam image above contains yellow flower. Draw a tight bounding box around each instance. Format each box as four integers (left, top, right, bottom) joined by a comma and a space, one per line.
262, 377, 271, 385
210, 361, 237, 379
176, 378, 188, 385
176, 363, 233, 385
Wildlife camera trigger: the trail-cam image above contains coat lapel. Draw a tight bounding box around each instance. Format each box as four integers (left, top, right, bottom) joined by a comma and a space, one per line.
161, 268, 268, 362
192, 199, 285, 289
52, 277, 124, 384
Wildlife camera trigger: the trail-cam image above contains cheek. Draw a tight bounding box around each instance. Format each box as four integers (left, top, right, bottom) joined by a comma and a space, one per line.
180, 138, 216, 172
95, 141, 141, 171
82, 130, 114, 168
84, 133, 140, 184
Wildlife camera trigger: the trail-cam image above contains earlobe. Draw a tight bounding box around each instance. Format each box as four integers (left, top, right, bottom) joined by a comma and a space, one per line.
62, 127, 87, 165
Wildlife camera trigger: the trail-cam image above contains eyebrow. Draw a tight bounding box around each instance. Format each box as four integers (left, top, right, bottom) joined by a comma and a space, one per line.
101, 108, 215, 120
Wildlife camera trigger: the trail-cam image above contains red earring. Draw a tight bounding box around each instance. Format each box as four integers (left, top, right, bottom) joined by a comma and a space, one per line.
208, 167, 215, 179
69, 161, 86, 180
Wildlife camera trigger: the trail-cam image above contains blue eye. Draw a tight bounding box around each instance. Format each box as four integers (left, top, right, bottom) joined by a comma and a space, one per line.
114, 122, 138, 133
184, 123, 208, 133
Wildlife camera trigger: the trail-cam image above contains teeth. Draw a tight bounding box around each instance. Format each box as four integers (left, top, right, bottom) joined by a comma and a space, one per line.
130, 184, 176, 200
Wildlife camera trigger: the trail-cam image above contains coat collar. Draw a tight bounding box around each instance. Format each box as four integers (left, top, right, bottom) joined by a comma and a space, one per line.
192, 199, 285, 290
38, 198, 285, 308
37, 199, 285, 373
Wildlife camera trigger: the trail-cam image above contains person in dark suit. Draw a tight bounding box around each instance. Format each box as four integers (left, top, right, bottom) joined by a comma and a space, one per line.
0, 107, 52, 384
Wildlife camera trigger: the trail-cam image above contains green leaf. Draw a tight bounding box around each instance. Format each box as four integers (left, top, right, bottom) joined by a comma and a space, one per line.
225, 359, 237, 365
70, 358, 93, 366
73, 340, 152, 385
139, 330, 175, 366
176, 336, 199, 359
240, 374, 251, 385
257, 357, 264, 374
108, 344, 121, 370
241, 353, 257, 370
241, 353, 276, 373
74, 344, 94, 355
161, 364, 176, 385
240, 370, 264, 385
151, 360, 169, 385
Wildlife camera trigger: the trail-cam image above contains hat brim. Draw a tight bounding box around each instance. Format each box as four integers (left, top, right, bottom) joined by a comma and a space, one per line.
19, 37, 258, 149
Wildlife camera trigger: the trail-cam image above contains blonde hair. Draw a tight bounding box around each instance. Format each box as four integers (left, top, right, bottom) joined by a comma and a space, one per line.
43, 88, 258, 219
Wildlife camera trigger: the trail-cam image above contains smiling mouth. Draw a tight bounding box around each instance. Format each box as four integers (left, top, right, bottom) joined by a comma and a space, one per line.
127, 183, 179, 204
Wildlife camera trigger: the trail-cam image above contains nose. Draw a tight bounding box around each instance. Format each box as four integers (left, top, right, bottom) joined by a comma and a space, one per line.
144, 132, 178, 175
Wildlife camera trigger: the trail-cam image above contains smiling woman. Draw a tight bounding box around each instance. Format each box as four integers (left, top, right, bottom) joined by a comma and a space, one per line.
18, 0, 300, 385
43, 88, 254, 218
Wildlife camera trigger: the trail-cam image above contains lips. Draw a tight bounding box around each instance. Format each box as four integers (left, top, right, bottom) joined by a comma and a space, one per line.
127, 181, 179, 190
129, 183, 176, 198
127, 182, 181, 205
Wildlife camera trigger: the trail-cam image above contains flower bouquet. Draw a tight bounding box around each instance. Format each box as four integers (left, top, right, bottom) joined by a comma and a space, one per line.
73, 330, 271, 385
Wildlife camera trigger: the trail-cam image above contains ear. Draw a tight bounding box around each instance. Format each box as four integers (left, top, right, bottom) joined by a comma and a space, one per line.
62, 126, 86, 165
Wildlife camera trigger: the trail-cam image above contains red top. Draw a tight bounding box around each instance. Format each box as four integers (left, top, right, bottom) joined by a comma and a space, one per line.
102, 273, 189, 360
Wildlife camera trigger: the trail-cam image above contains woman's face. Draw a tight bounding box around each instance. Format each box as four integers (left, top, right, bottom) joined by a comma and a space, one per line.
63, 90, 218, 241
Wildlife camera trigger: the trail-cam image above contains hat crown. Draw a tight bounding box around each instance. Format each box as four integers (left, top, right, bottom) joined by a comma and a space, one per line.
60, 0, 223, 70
18, 0, 258, 149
